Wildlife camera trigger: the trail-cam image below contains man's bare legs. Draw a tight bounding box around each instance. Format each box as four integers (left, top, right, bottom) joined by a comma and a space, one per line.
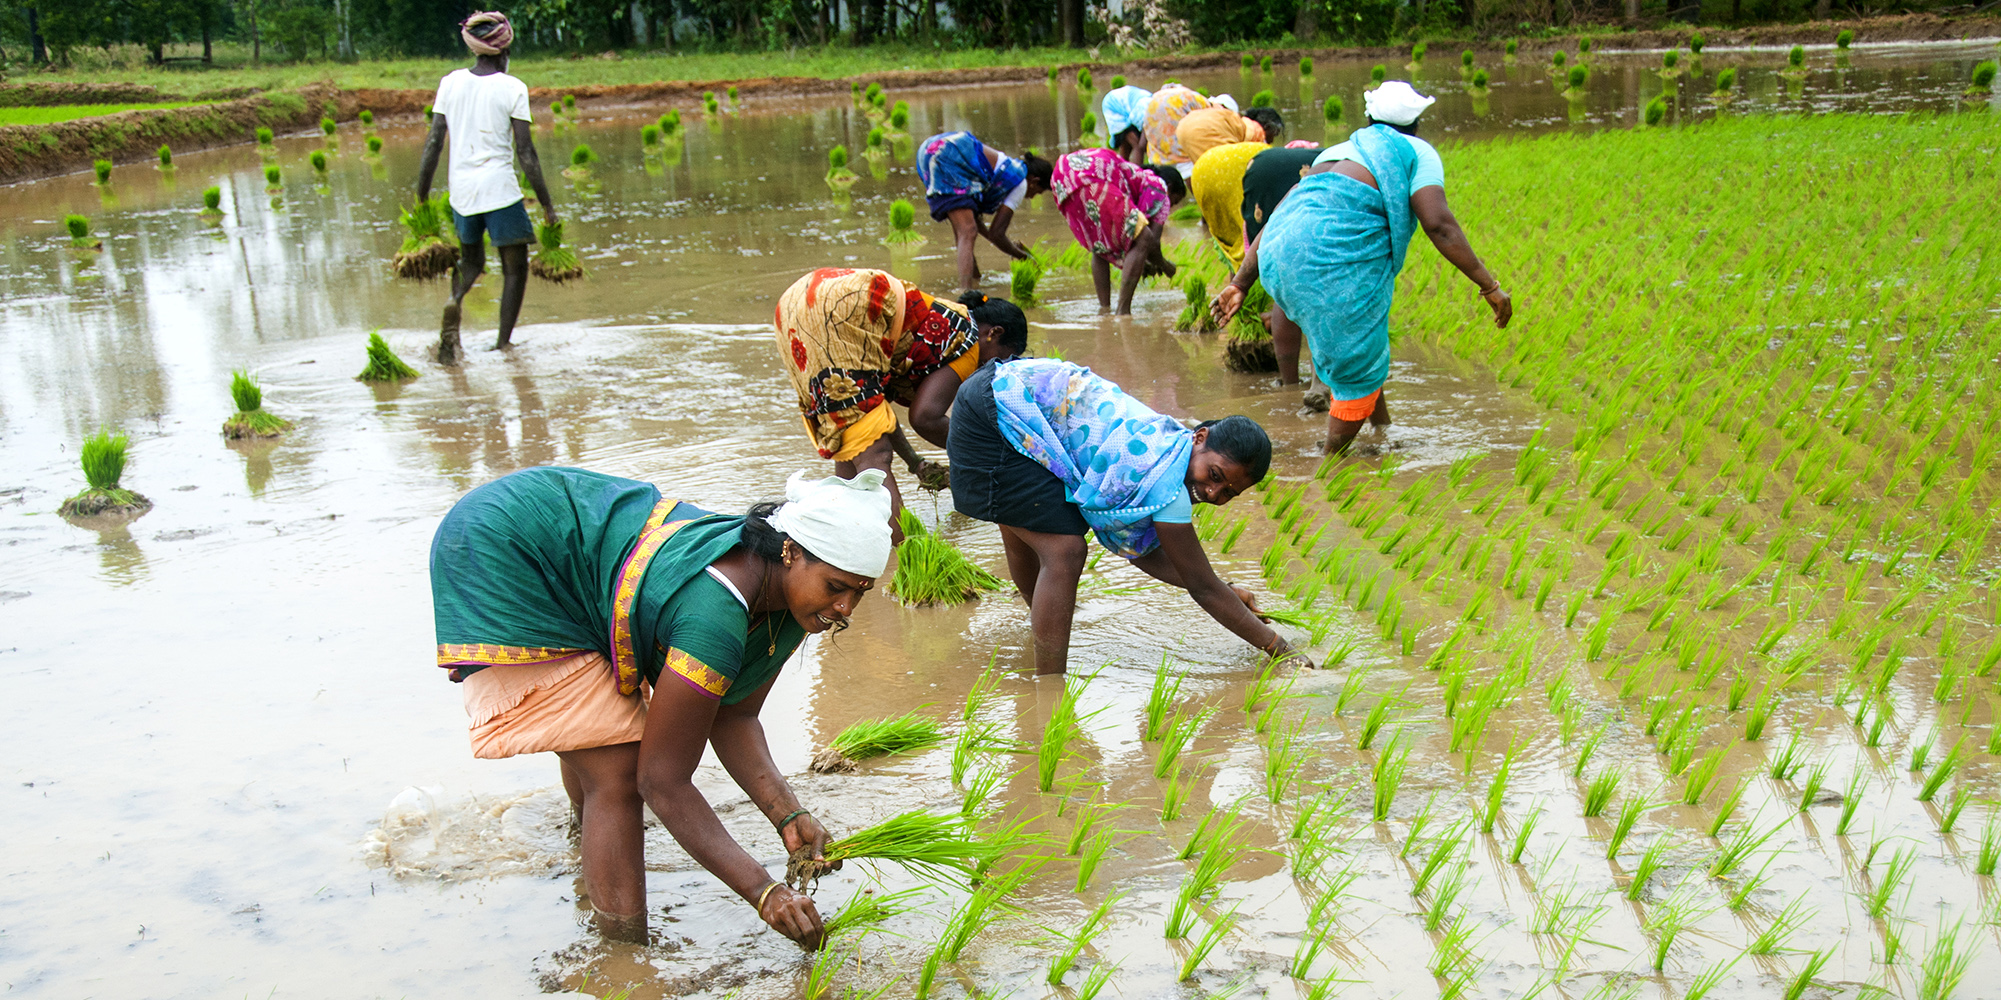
997, 525, 1086, 675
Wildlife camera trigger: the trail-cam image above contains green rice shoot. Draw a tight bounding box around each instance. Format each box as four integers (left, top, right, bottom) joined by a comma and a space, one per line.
829, 711, 945, 762
883, 199, 925, 245
889, 508, 1007, 606
59, 428, 150, 517
529, 221, 585, 283
355, 330, 419, 382
222, 370, 291, 439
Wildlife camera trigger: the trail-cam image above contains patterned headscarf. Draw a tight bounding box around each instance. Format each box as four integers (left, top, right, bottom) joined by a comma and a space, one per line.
461, 12, 514, 56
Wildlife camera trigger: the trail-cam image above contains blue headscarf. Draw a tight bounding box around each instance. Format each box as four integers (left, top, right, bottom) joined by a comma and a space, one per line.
1100, 86, 1154, 141
1258, 124, 1420, 400
991, 359, 1193, 558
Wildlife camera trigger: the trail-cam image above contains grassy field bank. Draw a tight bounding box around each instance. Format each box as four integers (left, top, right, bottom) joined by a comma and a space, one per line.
0, 103, 201, 126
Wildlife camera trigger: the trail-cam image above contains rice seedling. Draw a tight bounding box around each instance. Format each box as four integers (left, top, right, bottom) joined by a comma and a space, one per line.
1643, 880, 1707, 969
1940, 784, 1973, 834
524, 220, 586, 284
355, 330, 419, 382
805, 938, 851, 999
154, 143, 173, 169
1767, 731, 1808, 781
1750, 896, 1813, 954
1744, 682, 1781, 740
1918, 918, 1976, 999
1263, 718, 1310, 803
1412, 820, 1470, 897
1160, 759, 1200, 822
1861, 844, 1916, 919
1682, 956, 1738, 1000
1797, 758, 1831, 812
365, 134, 383, 155
1482, 739, 1521, 833
960, 762, 1006, 818
1075, 961, 1116, 1000
817, 711, 944, 772
1607, 795, 1646, 858
90, 157, 113, 184
1583, 767, 1621, 818
1713, 67, 1738, 102
1075, 66, 1092, 88
1917, 738, 1966, 801
1834, 767, 1867, 836
792, 810, 1000, 889
1370, 734, 1410, 821
65, 213, 100, 249
309, 149, 328, 175
1682, 749, 1727, 806
1154, 707, 1208, 779
255, 126, 273, 146
358, 109, 374, 126
1037, 674, 1093, 792
261, 162, 282, 192
1423, 868, 1472, 931
1178, 905, 1238, 981
391, 194, 457, 280
1969, 61, 1998, 96
1073, 825, 1116, 891
889, 509, 1006, 606
1710, 815, 1782, 878
1783, 949, 1832, 1000
1626, 833, 1673, 899
824, 145, 858, 189
58, 428, 151, 517
1046, 890, 1117, 984
196, 185, 225, 220
221, 370, 291, 439
823, 883, 923, 938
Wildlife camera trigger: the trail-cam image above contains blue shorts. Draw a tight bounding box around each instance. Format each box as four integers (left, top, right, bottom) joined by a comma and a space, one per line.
450, 200, 534, 247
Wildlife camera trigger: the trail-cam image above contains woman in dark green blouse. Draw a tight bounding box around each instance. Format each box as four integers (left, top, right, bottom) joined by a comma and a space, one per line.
430, 466, 893, 947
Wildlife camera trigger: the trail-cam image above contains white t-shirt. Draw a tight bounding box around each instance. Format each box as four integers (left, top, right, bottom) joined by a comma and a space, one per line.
433, 68, 532, 215
1000, 179, 1028, 211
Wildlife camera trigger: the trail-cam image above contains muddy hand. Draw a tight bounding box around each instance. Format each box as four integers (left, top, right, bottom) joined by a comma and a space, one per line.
1484, 286, 1512, 328
1210, 284, 1245, 326
782, 812, 837, 871
758, 883, 825, 950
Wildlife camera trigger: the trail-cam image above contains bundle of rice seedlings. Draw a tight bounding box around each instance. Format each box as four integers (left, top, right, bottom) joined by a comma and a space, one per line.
391, 194, 457, 280
1410, 41, 1428, 64
888, 103, 910, 134
59, 428, 152, 518
890, 509, 1007, 606
1259, 54, 1273, 72
562, 94, 576, 112
156, 145, 173, 169
659, 108, 683, 134
365, 135, 383, 155
359, 109, 375, 126
1971, 61, 1998, 95
825, 146, 859, 189
1504, 38, 1519, 59
1370, 63, 1387, 86
198, 186, 224, 220
65, 214, 101, 249
726, 85, 739, 103
1076, 111, 1104, 148
788, 809, 1002, 889
93, 159, 113, 184
264, 163, 283, 192
1564, 65, 1589, 98
1836, 29, 1853, 48
255, 126, 274, 146
882, 199, 925, 246
221, 370, 292, 439
309, 149, 328, 174
1076, 66, 1093, 89
355, 330, 419, 382
1783, 45, 1808, 77
529, 221, 585, 284
1010, 257, 1041, 304
1689, 33, 1706, 54
864, 126, 887, 160
641, 123, 662, 147
1300, 55, 1314, 75
1712, 67, 1737, 103
703, 91, 720, 115
813, 711, 946, 773
1251, 89, 1275, 108
1174, 274, 1216, 332
1323, 95, 1344, 122
548, 100, 562, 120
1471, 68, 1491, 94
563, 143, 596, 178
1225, 283, 1277, 373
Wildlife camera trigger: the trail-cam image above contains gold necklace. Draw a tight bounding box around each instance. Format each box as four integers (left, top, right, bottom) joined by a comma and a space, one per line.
753, 566, 780, 656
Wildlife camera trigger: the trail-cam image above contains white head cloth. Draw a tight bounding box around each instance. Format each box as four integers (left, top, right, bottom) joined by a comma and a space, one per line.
768, 469, 894, 578
1365, 81, 1435, 126
1210, 93, 1240, 114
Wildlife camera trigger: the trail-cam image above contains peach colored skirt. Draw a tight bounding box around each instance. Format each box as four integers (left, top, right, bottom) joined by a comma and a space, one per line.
462, 651, 648, 759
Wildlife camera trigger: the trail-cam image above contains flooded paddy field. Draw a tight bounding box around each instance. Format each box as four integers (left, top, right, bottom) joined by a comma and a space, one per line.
2, 39, 1999, 1000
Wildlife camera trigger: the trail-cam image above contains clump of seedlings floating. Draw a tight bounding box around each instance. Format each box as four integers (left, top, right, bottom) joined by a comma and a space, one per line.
391, 194, 457, 280
65, 214, 100, 250
528, 221, 584, 284
825, 145, 858, 190
221, 370, 291, 439
198, 186, 223, 220
59, 429, 151, 518
889, 508, 1007, 606
1009, 255, 1041, 304
156, 144, 172, 170
811, 711, 944, 773
355, 330, 419, 382
882, 199, 925, 246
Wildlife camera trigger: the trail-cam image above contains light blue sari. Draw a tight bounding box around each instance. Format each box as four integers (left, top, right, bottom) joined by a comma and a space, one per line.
1257, 124, 1420, 401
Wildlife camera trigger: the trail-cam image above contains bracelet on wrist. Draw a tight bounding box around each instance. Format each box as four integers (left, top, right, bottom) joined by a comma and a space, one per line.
755, 880, 782, 913
774, 808, 810, 832
1479, 281, 1502, 297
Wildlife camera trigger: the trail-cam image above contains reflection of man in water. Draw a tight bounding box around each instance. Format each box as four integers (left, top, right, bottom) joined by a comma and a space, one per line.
416, 11, 556, 364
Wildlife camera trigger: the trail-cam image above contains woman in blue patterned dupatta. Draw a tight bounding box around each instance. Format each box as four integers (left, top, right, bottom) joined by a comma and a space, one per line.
947, 358, 1314, 675
1213, 82, 1513, 452
914, 131, 1055, 292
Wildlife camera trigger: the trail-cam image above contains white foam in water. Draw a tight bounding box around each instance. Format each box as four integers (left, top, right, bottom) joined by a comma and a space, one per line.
362, 785, 577, 881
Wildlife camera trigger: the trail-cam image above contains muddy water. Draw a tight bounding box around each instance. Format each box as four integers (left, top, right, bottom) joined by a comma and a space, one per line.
2, 39, 1997, 1000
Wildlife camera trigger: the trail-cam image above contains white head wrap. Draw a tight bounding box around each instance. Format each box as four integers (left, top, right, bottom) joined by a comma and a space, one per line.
1364, 81, 1436, 126
768, 469, 894, 578
1100, 85, 1154, 138
1210, 93, 1240, 114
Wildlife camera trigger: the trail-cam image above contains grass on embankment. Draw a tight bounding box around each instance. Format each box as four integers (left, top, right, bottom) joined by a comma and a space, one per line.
0, 103, 203, 126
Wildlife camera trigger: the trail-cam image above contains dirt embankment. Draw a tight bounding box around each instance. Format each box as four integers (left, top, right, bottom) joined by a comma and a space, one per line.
0, 84, 341, 186
0, 81, 260, 107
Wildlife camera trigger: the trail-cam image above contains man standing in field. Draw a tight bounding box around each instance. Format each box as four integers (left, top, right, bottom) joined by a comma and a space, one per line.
417, 11, 556, 364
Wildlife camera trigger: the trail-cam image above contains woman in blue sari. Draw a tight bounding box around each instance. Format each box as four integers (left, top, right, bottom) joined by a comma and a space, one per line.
915, 131, 1054, 292
1213, 82, 1513, 452
947, 358, 1312, 675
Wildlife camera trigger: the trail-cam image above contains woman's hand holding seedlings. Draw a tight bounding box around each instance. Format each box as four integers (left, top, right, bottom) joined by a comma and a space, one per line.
758, 882, 825, 950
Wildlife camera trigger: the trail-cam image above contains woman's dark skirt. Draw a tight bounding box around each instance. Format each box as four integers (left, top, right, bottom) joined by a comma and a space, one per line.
947, 362, 1089, 537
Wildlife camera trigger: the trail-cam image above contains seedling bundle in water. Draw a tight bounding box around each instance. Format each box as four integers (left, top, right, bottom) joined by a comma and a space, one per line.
60, 428, 151, 517
529, 221, 584, 284
391, 194, 457, 280
812, 711, 945, 772
825, 146, 858, 189
355, 330, 419, 382
1224, 282, 1277, 372
198, 186, 223, 219
889, 508, 1006, 606
222, 370, 292, 439
883, 199, 925, 246
65, 214, 100, 249
1009, 256, 1041, 303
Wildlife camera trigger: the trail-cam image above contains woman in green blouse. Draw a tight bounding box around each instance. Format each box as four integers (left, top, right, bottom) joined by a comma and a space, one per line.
429, 466, 894, 947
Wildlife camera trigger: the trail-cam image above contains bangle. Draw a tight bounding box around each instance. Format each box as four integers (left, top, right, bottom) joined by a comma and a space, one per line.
756, 880, 782, 913
1479, 281, 1502, 297
774, 808, 810, 832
